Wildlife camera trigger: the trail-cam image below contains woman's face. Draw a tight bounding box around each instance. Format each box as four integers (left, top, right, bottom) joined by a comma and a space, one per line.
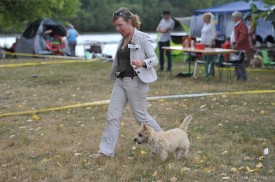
203, 15, 210, 23
113, 17, 132, 37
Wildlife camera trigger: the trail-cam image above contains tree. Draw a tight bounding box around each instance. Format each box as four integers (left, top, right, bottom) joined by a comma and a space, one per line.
0, 0, 242, 33
244, 0, 275, 29
0, 0, 81, 32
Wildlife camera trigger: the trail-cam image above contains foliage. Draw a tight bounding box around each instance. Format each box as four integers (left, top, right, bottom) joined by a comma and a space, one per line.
245, 0, 275, 27
263, 0, 275, 4
0, 0, 81, 32
3, 0, 275, 33
70, 0, 237, 32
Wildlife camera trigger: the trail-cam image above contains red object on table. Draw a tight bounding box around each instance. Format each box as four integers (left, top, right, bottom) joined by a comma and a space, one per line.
195, 43, 205, 50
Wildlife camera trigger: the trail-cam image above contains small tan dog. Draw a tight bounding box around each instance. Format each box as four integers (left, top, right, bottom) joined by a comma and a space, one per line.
134, 115, 192, 161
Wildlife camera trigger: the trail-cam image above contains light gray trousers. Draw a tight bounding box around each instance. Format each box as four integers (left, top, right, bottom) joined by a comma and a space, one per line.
98, 77, 162, 156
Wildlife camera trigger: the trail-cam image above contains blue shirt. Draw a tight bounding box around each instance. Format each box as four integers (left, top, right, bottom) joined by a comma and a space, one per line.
67, 29, 78, 43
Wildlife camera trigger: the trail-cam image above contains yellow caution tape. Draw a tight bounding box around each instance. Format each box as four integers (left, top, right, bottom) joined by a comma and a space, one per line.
1, 51, 83, 59
0, 100, 110, 117
0, 90, 274, 117
223, 90, 275, 95
0, 59, 99, 68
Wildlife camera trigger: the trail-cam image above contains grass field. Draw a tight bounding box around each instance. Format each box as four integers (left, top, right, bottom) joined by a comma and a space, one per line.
0, 57, 275, 181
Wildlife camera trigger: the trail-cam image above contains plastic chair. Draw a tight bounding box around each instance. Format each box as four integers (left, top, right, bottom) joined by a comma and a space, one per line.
221, 50, 247, 81
261, 49, 275, 68
193, 53, 220, 79
193, 53, 209, 78
212, 55, 229, 81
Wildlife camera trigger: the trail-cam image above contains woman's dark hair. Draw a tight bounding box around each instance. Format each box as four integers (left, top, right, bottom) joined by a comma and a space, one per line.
112, 7, 141, 30
162, 10, 170, 15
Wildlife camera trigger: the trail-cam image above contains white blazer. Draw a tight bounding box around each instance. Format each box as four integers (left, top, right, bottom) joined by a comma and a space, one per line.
110, 28, 158, 83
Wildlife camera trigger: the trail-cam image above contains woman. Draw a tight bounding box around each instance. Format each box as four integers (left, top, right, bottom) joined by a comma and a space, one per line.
201, 13, 216, 46
201, 13, 216, 76
91, 7, 162, 158
66, 24, 79, 56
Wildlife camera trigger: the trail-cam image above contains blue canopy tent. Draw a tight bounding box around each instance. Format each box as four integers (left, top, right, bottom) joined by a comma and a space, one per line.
190, 0, 274, 40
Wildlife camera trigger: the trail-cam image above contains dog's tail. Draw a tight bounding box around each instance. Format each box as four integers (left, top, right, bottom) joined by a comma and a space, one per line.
179, 115, 193, 131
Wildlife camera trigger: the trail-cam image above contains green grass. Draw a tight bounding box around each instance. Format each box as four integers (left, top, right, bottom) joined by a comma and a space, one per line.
0, 57, 275, 181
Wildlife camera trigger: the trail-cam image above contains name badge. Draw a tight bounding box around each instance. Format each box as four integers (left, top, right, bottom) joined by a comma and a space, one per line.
128, 44, 139, 49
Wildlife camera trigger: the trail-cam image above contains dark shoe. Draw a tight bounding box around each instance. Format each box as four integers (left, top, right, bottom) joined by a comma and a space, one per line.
209, 71, 215, 77
234, 76, 240, 81
240, 77, 247, 82
159, 67, 164, 71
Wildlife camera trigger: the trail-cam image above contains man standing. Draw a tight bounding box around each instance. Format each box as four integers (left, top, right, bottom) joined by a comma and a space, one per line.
156, 10, 175, 71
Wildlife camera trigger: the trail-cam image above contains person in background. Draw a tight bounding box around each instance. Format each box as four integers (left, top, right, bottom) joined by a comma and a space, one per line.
201, 12, 216, 76
245, 15, 256, 49
248, 24, 256, 49
232, 11, 250, 81
91, 7, 162, 158
66, 24, 79, 56
156, 10, 175, 71
246, 15, 256, 63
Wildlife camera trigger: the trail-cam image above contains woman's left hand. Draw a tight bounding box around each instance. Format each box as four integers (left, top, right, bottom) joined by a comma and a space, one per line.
132, 59, 144, 68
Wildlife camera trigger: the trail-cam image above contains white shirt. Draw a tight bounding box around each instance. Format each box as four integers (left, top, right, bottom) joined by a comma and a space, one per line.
158, 18, 175, 42
230, 20, 241, 45
230, 30, 235, 44
201, 23, 216, 45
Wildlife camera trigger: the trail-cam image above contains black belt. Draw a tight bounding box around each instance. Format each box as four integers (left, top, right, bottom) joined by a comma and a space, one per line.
116, 71, 137, 78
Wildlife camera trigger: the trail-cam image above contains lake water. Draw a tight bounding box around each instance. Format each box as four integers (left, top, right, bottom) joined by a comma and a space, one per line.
0, 33, 158, 59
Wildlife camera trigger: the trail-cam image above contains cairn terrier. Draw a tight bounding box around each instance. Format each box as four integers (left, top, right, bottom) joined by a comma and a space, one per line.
134, 115, 192, 161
